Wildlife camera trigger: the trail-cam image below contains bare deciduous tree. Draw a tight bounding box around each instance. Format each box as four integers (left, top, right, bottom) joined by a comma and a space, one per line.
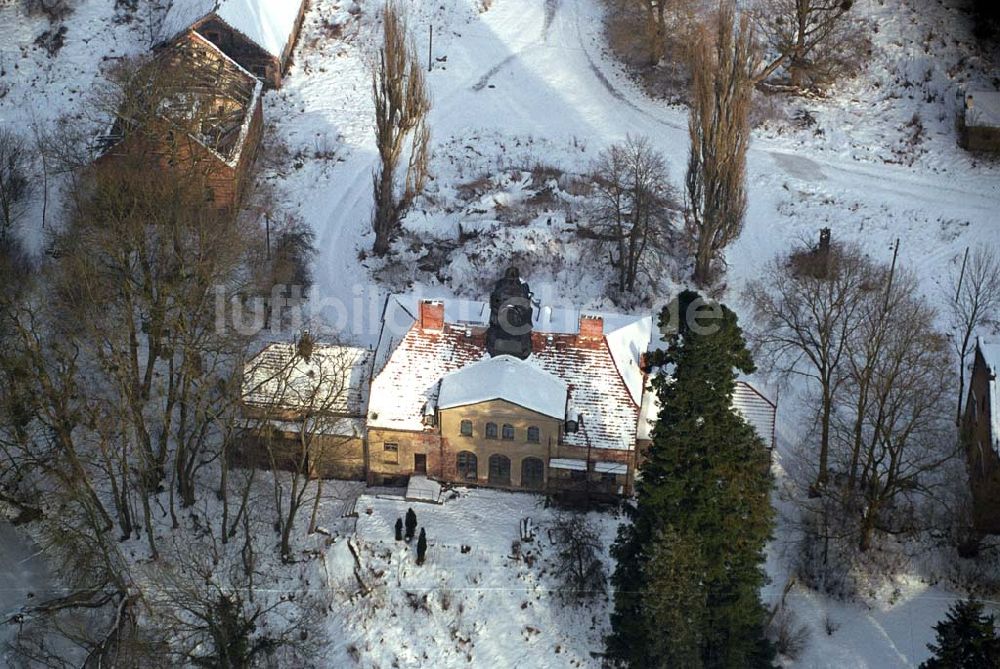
686, 2, 759, 286
745, 237, 877, 493
753, 0, 864, 90
586, 135, 678, 295
0, 128, 33, 244
832, 269, 954, 551
371, 0, 431, 256
141, 534, 326, 668
946, 246, 1000, 425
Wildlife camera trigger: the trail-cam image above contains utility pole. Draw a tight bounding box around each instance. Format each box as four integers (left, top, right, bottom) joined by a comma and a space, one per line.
427, 25, 433, 72
954, 246, 970, 302
265, 212, 271, 260
883, 238, 900, 313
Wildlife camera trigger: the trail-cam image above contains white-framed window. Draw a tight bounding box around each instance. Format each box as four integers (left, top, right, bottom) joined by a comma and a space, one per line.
384, 442, 399, 464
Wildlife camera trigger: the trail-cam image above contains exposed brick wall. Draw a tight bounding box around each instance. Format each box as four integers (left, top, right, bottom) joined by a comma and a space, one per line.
419, 300, 445, 332
577, 314, 604, 348
964, 348, 1000, 533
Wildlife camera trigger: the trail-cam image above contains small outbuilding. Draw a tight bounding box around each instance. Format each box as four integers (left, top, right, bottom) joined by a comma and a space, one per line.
239, 338, 372, 480
959, 90, 1000, 152
96, 31, 263, 211
160, 0, 310, 89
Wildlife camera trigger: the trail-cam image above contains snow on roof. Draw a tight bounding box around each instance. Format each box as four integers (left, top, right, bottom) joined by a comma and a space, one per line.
978, 337, 1000, 447
160, 0, 217, 42
383, 294, 651, 339
216, 0, 303, 58
978, 337, 1000, 374
533, 337, 639, 451
243, 342, 371, 415
965, 91, 1000, 129
636, 375, 776, 449
161, 0, 304, 59
733, 381, 777, 449
593, 461, 628, 475
549, 458, 587, 471
438, 355, 568, 419
405, 475, 442, 503
637, 379, 657, 441
369, 296, 648, 451
604, 315, 654, 405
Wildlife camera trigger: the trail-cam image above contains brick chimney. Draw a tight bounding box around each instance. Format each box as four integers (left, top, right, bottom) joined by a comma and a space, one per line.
577, 314, 604, 347
419, 300, 445, 332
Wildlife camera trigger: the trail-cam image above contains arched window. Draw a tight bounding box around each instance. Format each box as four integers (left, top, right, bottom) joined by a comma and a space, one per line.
460, 419, 473, 436
521, 457, 544, 489
526, 426, 540, 443
456, 451, 478, 481
485, 422, 498, 439
502, 424, 515, 440
488, 454, 511, 485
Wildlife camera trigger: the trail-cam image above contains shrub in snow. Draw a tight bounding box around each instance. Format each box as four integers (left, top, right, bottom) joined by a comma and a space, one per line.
551, 514, 605, 604
404, 507, 417, 542
769, 606, 811, 661
416, 528, 427, 565
23, 0, 74, 22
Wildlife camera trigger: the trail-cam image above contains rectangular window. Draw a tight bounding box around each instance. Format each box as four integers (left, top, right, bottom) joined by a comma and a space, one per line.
569, 469, 587, 482
600, 472, 617, 485
206, 31, 221, 44
460, 419, 473, 437
253, 65, 267, 79
383, 442, 399, 464
502, 424, 514, 440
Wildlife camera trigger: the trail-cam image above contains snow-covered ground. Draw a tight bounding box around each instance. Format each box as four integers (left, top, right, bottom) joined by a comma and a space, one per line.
256, 0, 1000, 343
338, 488, 620, 666
1, 0, 999, 665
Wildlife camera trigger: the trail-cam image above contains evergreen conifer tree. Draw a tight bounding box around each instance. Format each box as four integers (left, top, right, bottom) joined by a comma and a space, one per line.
922, 599, 1000, 668
608, 291, 775, 668
405, 507, 417, 542
416, 528, 427, 565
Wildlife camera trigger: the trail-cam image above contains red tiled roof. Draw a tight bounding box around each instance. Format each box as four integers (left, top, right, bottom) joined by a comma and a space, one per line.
368, 324, 641, 451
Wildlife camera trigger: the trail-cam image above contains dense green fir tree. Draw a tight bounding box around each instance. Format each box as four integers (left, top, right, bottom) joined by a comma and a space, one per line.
921, 599, 1000, 668
607, 291, 776, 668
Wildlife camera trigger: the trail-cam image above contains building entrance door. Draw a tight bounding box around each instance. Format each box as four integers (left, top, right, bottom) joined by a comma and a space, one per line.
414, 453, 427, 474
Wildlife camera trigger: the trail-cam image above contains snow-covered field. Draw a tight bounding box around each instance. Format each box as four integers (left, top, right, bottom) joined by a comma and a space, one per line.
1, 0, 999, 665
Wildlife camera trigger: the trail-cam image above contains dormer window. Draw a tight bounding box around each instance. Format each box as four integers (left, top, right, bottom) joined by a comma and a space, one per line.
502, 424, 514, 440
460, 419, 472, 437
485, 422, 498, 439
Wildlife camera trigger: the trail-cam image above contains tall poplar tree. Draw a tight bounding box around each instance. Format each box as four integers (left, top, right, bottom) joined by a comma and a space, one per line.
608, 291, 775, 668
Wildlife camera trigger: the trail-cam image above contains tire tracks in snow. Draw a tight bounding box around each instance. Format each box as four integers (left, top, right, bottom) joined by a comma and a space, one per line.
562, 0, 998, 211
470, 0, 560, 91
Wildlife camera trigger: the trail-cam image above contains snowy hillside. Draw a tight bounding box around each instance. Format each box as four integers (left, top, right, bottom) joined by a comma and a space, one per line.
0, 0, 998, 666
